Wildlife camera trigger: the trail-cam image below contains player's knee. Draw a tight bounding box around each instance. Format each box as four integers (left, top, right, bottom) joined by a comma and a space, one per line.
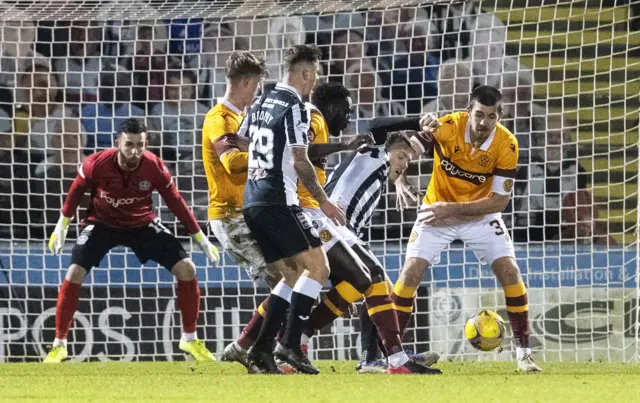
400, 257, 430, 287
351, 271, 372, 294
171, 258, 196, 281
297, 247, 330, 281
491, 256, 521, 286
65, 264, 87, 284
273, 260, 299, 287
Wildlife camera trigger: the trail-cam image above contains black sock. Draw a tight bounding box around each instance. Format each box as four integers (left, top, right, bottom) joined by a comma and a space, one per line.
253, 294, 289, 351
360, 304, 380, 361
276, 308, 289, 341
281, 291, 316, 349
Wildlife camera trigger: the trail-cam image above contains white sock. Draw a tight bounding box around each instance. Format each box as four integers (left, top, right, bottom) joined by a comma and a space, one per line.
301, 333, 311, 347
387, 351, 409, 368
53, 338, 67, 348
182, 332, 197, 342
233, 340, 247, 353
516, 347, 531, 360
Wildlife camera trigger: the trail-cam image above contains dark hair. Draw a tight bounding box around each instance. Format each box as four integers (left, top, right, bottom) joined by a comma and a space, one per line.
385, 130, 414, 152
283, 44, 322, 72
468, 85, 503, 113
225, 50, 268, 80
311, 81, 350, 107
118, 118, 147, 135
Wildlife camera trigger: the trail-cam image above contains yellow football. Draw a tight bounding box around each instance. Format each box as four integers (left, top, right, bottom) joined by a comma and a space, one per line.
464, 310, 507, 352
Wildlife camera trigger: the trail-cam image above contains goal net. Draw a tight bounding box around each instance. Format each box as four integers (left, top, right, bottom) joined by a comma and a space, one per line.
0, 0, 638, 363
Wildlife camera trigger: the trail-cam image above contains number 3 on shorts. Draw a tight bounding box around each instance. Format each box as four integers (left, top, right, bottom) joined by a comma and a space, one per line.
488, 219, 505, 236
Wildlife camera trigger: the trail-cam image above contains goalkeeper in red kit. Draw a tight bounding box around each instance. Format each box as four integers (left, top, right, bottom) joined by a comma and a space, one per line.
43, 118, 220, 363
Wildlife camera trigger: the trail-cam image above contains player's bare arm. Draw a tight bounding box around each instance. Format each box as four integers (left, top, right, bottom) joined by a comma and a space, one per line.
418, 194, 509, 226
291, 147, 346, 225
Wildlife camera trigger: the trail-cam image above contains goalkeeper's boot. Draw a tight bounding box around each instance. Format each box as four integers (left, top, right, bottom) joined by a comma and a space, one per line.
221, 341, 259, 374
356, 359, 388, 374
273, 343, 319, 375
179, 339, 216, 362
43, 345, 68, 364
247, 345, 282, 374
387, 360, 442, 375
517, 354, 542, 373
408, 351, 440, 367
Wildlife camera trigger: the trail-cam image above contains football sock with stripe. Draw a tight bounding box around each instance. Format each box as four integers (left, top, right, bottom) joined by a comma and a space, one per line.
237, 296, 269, 350
281, 276, 323, 349
303, 281, 362, 338
253, 282, 292, 350
364, 281, 406, 364
390, 280, 417, 336
54, 279, 82, 341
504, 280, 530, 353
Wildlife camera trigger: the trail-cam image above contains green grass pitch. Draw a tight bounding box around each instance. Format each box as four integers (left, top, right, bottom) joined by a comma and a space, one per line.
1, 361, 639, 402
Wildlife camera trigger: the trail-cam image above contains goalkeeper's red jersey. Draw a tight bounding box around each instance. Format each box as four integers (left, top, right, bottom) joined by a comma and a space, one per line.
61, 148, 200, 233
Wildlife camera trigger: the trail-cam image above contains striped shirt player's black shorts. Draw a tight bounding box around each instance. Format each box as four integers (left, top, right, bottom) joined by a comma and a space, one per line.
243, 205, 322, 264
71, 219, 188, 271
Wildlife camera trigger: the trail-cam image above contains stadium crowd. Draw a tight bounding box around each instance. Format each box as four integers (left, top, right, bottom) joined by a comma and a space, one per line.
0, 1, 615, 245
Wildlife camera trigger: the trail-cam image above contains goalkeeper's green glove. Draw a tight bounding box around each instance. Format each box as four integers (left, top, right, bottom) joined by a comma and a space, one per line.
49, 216, 71, 255
192, 230, 220, 266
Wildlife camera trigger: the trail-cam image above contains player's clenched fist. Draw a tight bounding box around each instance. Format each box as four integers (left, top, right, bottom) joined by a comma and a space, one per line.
48, 216, 71, 255
419, 113, 441, 135
320, 200, 346, 226
192, 231, 220, 265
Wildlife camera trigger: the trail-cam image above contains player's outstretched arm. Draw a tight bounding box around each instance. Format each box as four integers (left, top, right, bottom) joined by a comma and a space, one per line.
291, 147, 346, 226
155, 162, 220, 265
369, 116, 421, 144
307, 133, 374, 161
49, 160, 92, 255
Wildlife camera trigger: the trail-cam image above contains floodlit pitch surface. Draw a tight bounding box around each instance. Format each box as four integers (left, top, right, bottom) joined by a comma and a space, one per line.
1, 361, 638, 402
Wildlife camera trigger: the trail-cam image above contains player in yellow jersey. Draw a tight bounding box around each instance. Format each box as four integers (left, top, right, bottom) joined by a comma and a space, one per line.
203, 51, 275, 287
390, 86, 541, 373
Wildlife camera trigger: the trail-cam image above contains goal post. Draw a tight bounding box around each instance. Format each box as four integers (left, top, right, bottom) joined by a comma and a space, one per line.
0, 0, 638, 363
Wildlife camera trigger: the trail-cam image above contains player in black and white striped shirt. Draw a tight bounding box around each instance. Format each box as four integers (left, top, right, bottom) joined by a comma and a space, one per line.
300, 132, 442, 375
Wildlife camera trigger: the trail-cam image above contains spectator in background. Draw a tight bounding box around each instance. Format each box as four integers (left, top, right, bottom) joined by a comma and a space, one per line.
0, 107, 29, 239
561, 190, 617, 246
115, 21, 168, 111
198, 22, 247, 104
328, 29, 370, 80
14, 59, 86, 177
499, 59, 543, 164
0, 15, 39, 88
379, 15, 439, 115
422, 57, 472, 114
266, 17, 305, 82
148, 69, 208, 178
53, 21, 115, 104
81, 71, 145, 152
511, 129, 588, 242
344, 61, 404, 134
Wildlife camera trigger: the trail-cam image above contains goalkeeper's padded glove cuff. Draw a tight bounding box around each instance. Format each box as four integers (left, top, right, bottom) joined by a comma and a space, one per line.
58, 215, 71, 228
192, 230, 206, 244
